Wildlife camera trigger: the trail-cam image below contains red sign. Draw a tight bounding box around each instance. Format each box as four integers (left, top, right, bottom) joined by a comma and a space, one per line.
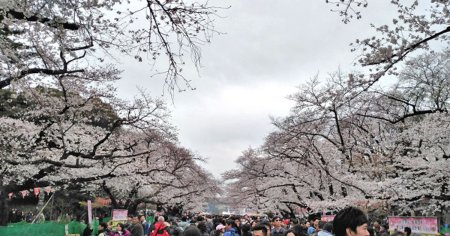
112, 209, 128, 221
321, 215, 335, 222
388, 217, 438, 234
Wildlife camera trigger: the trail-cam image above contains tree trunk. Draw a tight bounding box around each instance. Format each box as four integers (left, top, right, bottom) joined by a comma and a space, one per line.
165, 205, 183, 217
128, 202, 138, 215
128, 200, 144, 215
0, 186, 9, 226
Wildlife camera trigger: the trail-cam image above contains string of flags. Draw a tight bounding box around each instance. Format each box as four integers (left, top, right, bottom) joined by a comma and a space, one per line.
8, 187, 53, 199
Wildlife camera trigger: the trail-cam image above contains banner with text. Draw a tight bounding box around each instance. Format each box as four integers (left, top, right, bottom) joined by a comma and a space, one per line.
388, 217, 438, 234
112, 209, 128, 221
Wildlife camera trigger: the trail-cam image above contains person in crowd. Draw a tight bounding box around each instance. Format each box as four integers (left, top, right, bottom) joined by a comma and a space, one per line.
198, 222, 211, 236
317, 222, 333, 236
98, 222, 111, 236
25, 211, 34, 223
372, 222, 389, 236
197, 216, 205, 225
124, 216, 133, 230
190, 217, 198, 226
250, 221, 259, 229
140, 215, 151, 236
299, 221, 309, 236
285, 229, 297, 236
150, 216, 171, 236
307, 220, 316, 235
288, 224, 307, 236
260, 220, 272, 236
213, 224, 226, 236
184, 226, 202, 236
333, 206, 369, 236
304, 222, 310, 229
83, 223, 93, 236
289, 219, 299, 229
390, 232, 404, 236
404, 227, 411, 236
168, 219, 183, 236
283, 219, 290, 229
252, 224, 268, 236
113, 223, 131, 236
206, 216, 215, 234
372, 222, 382, 236
271, 216, 286, 236
241, 223, 252, 236
224, 219, 240, 236
234, 217, 242, 236
313, 220, 320, 233
129, 215, 144, 236
179, 216, 191, 232
380, 224, 389, 236
15, 210, 24, 222
367, 227, 374, 236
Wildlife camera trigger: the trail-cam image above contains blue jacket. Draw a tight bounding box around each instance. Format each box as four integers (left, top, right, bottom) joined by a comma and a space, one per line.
307, 227, 315, 235
224, 228, 239, 236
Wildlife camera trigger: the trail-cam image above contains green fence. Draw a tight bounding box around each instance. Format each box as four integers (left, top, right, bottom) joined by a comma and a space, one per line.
0, 221, 89, 236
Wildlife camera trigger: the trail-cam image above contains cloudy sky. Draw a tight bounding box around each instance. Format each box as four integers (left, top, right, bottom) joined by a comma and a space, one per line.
115, 1, 396, 177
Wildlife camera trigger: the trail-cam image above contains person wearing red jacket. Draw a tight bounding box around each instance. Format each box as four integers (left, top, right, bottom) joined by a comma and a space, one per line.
150, 216, 170, 236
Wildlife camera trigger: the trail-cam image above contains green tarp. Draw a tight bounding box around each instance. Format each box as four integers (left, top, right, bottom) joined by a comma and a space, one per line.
0, 220, 88, 236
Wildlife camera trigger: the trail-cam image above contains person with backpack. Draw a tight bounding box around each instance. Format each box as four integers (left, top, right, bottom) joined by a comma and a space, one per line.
150, 216, 171, 236
140, 215, 151, 236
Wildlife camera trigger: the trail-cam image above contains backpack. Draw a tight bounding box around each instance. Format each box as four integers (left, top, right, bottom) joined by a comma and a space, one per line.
143, 222, 151, 236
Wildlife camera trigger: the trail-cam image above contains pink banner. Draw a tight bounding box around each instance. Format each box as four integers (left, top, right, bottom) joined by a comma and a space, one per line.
33, 187, 40, 196
112, 209, 128, 221
388, 217, 438, 234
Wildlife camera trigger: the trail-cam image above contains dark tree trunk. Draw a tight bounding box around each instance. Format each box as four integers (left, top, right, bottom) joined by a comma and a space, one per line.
0, 187, 9, 226
127, 199, 145, 215
128, 202, 138, 215
165, 205, 183, 217
280, 208, 296, 219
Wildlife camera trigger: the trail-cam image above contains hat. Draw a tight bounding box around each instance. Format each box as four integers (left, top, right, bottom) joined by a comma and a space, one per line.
216, 224, 226, 231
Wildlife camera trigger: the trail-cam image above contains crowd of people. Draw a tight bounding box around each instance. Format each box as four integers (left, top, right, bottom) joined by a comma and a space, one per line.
7, 209, 35, 223
94, 207, 413, 236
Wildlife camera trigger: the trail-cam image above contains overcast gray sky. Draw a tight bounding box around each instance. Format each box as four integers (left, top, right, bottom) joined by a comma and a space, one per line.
115, 1, 396, 178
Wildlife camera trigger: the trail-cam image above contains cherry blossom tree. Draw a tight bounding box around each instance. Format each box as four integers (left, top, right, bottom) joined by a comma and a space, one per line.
98, 140, 221, 214
225, 0, 450, 218
0, 0, 222, 225
223, 148, 316, 217
326, 1, 450, 91
225, 50, 450, 217
0, 0, 220, 93
0, 73, 218, 224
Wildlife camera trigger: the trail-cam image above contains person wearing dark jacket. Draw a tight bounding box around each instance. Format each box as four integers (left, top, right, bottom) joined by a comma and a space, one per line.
129, 215, 145, 236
